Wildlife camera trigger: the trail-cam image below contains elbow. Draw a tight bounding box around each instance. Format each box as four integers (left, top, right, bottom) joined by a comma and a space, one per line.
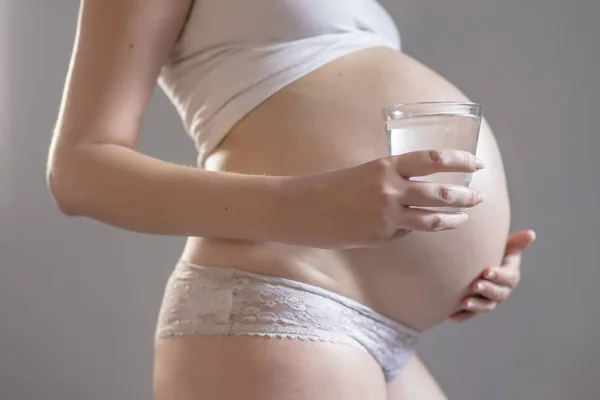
46, 161, 82, 217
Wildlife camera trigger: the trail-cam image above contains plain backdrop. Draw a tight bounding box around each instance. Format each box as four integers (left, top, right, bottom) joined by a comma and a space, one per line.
1, 0, 598, 399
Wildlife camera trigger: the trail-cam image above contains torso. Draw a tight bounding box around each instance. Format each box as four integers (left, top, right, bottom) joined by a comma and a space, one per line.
180, 48, 511, 331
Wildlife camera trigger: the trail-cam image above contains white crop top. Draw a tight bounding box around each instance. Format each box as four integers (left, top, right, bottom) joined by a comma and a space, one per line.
158, 0, 400, 166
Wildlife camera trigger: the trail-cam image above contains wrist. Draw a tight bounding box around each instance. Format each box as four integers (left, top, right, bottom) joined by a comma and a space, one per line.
254, 174, 313, 246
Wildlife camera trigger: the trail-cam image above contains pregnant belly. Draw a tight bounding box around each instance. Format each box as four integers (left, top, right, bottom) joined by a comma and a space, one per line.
344, 128, 511, 330
196, 48, 511, 331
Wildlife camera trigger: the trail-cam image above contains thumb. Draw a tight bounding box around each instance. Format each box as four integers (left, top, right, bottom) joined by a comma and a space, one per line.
505, 230, 537, 255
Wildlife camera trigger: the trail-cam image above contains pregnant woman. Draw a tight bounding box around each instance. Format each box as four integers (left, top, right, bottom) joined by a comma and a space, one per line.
47, 0, 535, 398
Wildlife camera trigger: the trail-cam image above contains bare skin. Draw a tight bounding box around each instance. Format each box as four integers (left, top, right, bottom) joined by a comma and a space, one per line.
387, 356, 448, 400
48, 1, 534, 399
191, 47, 511, 330
387, 230, 536, 400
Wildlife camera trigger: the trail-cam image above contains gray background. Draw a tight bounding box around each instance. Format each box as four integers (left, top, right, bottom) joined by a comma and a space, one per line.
1, 0, 598, 399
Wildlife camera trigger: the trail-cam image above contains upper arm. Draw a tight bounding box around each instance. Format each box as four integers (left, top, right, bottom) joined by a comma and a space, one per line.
51, 0, 192, 151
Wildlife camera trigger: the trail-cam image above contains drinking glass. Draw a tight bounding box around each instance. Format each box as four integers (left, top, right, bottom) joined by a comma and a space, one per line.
383, 101, 482, 210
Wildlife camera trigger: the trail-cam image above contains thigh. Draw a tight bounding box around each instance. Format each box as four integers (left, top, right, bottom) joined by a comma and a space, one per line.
387, 356, 448, 400
154, 335, 388, 400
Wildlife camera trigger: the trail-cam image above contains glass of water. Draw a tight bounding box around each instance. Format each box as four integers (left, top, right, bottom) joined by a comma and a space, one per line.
383, 101, 482, 210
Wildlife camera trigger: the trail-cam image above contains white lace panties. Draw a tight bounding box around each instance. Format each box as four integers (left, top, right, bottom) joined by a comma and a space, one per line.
155, 261, 420, 383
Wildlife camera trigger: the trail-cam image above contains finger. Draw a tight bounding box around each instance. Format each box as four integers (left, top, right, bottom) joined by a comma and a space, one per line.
399, 208, 469, 232
393, 149, 484, 178
500, 253, 521, 270
402, 181, 484, 208
472, 280, 511, 302
505, 230, 537, 255
483, 266, 520, 287
450, 310, 477, 322
388, 229, 412, 240
462, 297, 498, 313
501, 252, 522, 267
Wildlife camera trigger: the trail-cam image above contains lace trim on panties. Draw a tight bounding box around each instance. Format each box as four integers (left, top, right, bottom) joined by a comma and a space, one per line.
158, 325, 363, 350
156, 262, 419, 382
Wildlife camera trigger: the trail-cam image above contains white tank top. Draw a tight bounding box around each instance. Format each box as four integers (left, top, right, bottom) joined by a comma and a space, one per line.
159, 0, 400, 166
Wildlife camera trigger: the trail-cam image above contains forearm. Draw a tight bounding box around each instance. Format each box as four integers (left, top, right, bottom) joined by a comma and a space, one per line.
47, 142, 288, 240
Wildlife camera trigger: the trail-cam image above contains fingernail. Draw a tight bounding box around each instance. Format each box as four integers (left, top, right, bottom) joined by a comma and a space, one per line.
528, 230, 537, 240
475, 158, 485, 169
475, 282, 485, 292
484, 270, 495, 279
478, 192, 486, 202
466, 300, 474, 309
461, 213, 469, 222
